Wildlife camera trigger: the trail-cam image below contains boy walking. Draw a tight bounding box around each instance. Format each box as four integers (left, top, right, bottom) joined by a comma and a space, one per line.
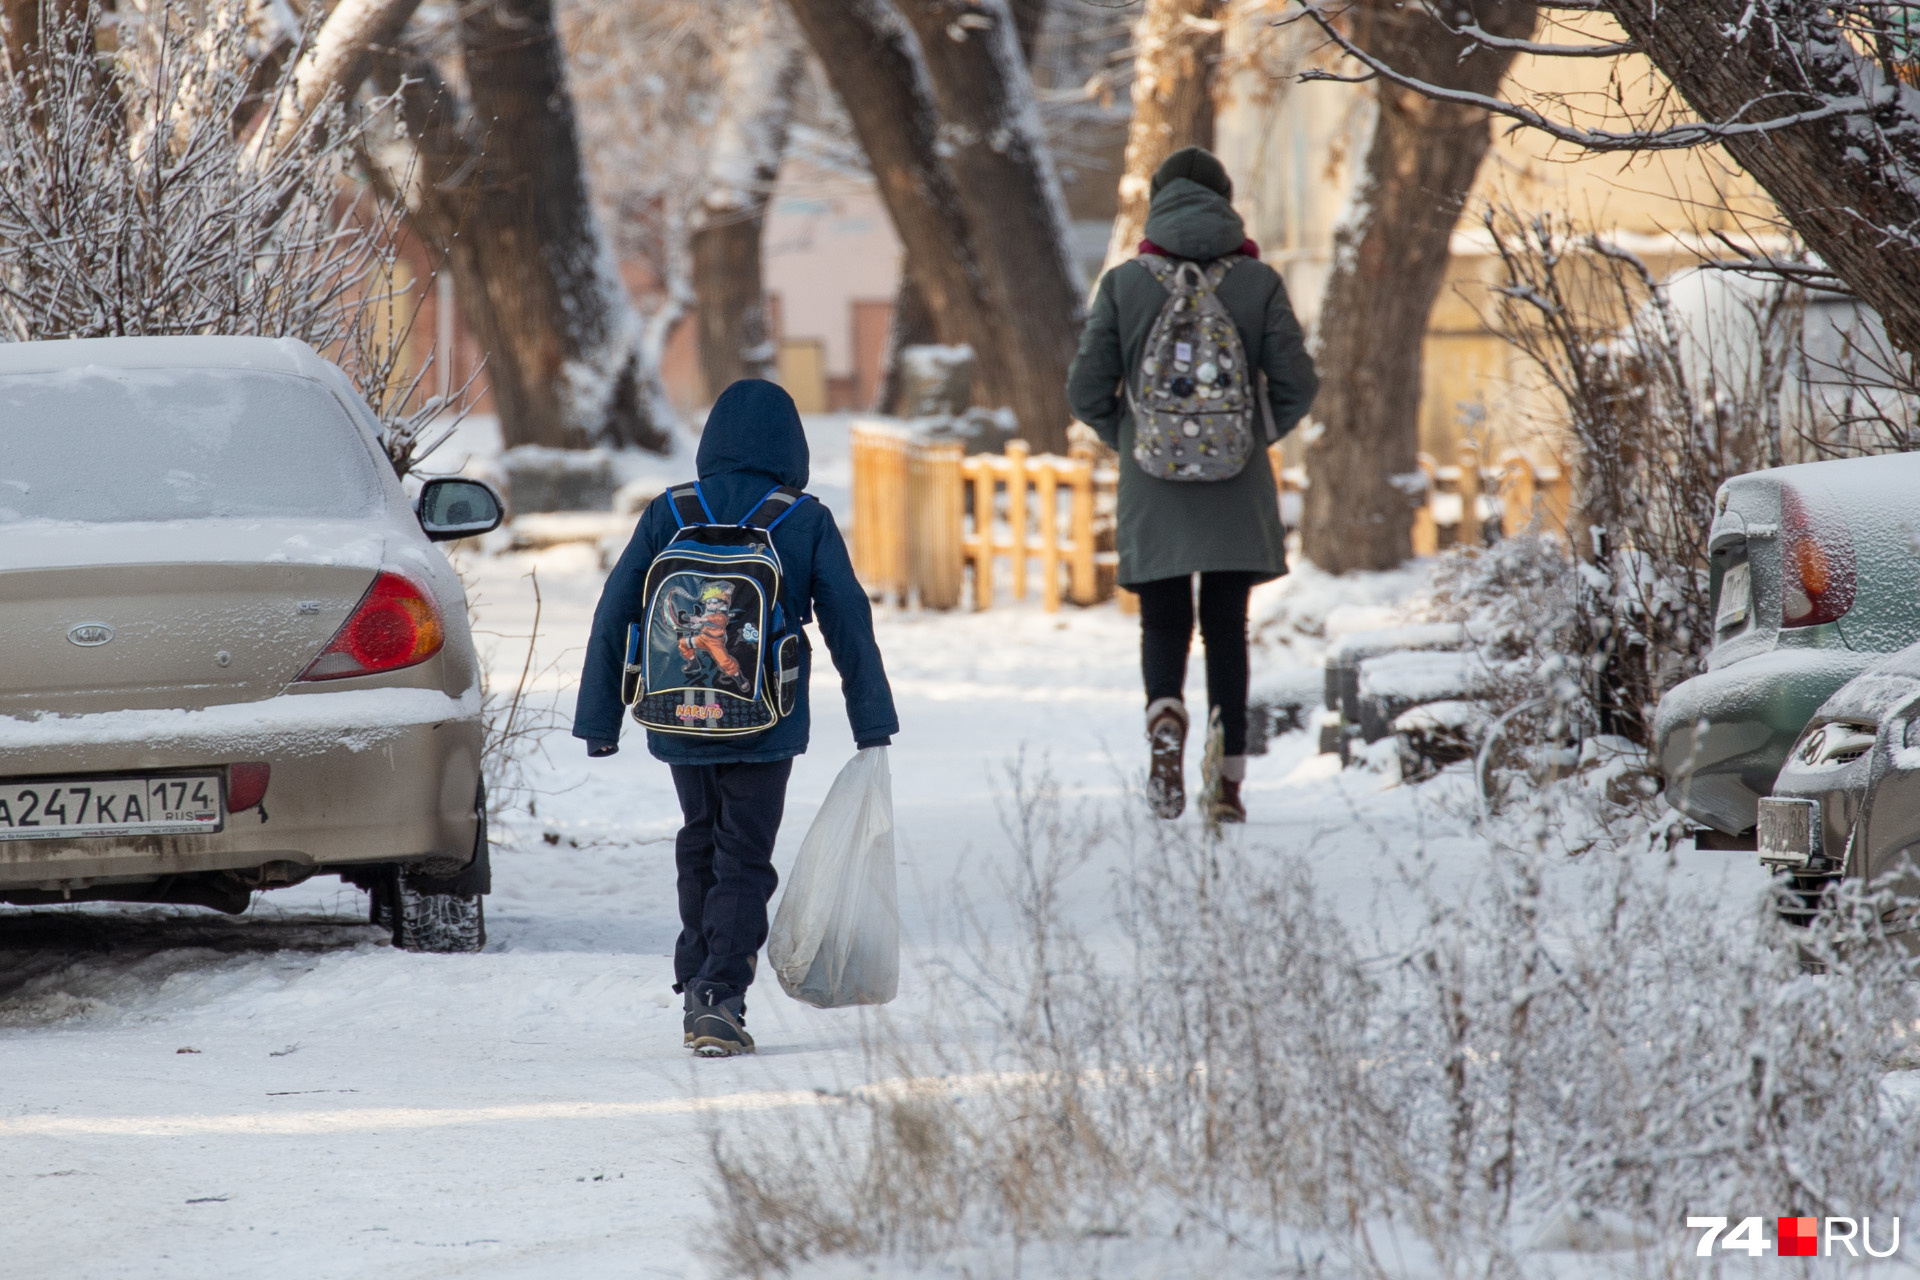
574, 380, 898, 1056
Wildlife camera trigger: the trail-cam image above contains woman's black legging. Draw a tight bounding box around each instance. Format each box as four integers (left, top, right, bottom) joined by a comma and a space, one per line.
1134, 571, 1259, 756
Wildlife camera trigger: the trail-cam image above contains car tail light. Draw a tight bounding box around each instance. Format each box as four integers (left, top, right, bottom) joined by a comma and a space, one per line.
299, 571, 445, 680
227, 762, 271, 811
1779, 485, 1855, 628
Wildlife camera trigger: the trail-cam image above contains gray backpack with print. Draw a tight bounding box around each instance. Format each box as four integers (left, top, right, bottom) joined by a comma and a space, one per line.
1128, 254, 1258, 482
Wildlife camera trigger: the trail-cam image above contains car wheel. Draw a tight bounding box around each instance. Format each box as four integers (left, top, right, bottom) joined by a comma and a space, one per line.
393, 869, 486, 953
390, 785, 490, 954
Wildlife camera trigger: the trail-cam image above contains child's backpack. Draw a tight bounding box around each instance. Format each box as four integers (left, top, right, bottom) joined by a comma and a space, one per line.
621, 482, 808, 738
1128, 254, 1260, 482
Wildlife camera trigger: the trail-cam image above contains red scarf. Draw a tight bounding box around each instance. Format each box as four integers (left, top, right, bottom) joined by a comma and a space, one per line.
1139, 237, 1260, 260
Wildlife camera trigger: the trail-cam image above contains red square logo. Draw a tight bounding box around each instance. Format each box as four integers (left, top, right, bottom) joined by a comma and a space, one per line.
1779, 1216, 1818, 1257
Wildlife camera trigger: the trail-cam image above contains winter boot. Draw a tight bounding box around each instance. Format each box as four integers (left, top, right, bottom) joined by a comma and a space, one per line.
1146, 697, 1188, 819
1215, 777, 1246, 824
687, 991, 756, 1057
1214, 753, 1247, 825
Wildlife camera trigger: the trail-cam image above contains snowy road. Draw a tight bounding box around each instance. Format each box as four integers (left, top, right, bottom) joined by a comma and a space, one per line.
0, 527, 1758, 1278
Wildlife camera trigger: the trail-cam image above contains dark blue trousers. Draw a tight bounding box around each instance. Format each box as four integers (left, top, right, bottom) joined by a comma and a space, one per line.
669, 758, 793, 1005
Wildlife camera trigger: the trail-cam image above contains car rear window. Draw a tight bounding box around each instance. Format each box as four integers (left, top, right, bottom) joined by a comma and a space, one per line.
0, 367, 383, 523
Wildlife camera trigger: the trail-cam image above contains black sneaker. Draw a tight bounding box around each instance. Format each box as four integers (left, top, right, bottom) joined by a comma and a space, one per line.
687, 993, 756, 1056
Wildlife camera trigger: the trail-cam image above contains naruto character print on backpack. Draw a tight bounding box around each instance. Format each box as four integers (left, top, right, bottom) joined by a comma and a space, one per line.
1128, 254, 1263, 482
622, 483, 806, 737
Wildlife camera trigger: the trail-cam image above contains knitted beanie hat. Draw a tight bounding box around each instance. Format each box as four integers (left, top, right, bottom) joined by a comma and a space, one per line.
1149, 146, 1233, 200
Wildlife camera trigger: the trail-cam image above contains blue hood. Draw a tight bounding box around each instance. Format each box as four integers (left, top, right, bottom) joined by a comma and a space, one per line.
697, 379, 809, 488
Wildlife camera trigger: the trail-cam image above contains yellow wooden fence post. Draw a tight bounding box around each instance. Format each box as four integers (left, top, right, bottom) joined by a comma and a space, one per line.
1411, 453, 1439, 556
1456, 444, 1482, 549
1005, 440, 1029, 602
1499, 450, 1536, 538
1035, 460, 1060, 611
1067, 444, 1097, 605
909, 440, 966, 609
969, 456, 995, 609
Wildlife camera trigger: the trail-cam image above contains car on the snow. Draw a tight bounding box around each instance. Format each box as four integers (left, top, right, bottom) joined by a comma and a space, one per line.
1759, 643, 1920, 934
1654, 452, 1920, 844
0, 336, 503, 951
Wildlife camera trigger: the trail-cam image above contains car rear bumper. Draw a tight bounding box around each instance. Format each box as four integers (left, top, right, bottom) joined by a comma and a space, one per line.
0, 686, 482, 891
1655, 648, 1878, 834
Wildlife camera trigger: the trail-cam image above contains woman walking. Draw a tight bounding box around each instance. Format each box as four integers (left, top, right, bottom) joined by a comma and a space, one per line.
1067, 147, 1319, 822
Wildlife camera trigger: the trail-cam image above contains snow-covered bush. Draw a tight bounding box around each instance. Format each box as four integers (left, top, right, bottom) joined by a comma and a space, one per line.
0, 0, 450, 474
1484, 212, 1800, 747
709, 775, 1920, 1278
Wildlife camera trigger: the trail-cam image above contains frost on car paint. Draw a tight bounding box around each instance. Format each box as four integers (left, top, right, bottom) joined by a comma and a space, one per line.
1656, 451, 1920, 836
0, 367, 381, 524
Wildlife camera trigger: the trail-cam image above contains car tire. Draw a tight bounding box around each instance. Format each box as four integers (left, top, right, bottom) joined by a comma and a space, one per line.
390, 786, 489, 954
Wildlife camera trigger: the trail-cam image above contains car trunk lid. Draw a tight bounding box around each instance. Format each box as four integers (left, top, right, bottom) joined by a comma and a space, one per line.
0, 520, 382, 715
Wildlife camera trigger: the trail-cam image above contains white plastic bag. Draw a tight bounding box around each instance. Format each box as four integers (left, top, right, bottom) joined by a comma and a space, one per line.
766, 747, 899, 1008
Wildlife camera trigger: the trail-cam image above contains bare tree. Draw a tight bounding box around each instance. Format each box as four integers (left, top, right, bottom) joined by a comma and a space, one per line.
1298, 0, 1536, 573
781, 0, 1009, 413
892, 0, 1085, 452
1101, 0, 1226, 275
1294, 0, 1920, 366
689, 3, 804, 399
366, 0, 672, 454
0, 0, 449, 475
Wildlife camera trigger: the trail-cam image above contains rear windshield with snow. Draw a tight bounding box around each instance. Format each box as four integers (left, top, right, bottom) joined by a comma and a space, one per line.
0, 367, 383, 524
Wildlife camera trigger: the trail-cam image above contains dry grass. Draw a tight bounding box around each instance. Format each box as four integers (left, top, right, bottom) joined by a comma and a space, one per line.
708, 768, 1920, 1279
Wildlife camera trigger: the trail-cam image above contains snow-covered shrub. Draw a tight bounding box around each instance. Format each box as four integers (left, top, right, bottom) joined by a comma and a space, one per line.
710, 775, 1920, 1278
1482, 212, 1806, 748
0, 0, 452, 474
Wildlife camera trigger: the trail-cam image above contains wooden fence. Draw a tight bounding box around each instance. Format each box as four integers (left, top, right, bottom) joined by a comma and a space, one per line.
849, 422, 1117, 611
850, 420, 1571, 610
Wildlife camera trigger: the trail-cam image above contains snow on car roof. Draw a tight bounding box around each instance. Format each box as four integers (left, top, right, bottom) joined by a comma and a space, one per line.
0, 334, 335, 379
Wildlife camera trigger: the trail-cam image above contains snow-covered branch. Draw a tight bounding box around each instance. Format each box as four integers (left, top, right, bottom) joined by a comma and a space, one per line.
244, 0, 427, 167
1288, 0, 1892, 152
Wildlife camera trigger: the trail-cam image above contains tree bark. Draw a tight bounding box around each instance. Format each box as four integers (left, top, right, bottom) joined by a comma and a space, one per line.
366, 0, 672, 453
781, 0, 1012, 409
893, 0, 1084, 454
1101, 0, 1224, 275
1603, 0, 1920, 361
1300, 0, 1535, 573
1007, 0, 1045, 62
689, 6, 804, 400
874, 266, 938, 411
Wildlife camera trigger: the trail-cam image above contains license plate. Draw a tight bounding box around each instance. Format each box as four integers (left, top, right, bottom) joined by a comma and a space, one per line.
0, 774, 223, 841
1757, 796, 1819, 867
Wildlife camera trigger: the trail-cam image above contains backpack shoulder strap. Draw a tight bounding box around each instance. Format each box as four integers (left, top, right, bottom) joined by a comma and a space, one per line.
1137, 254, 1181, 286
1206, 253, 1246, 288
667, 483, 709, 528
740, 485, 810, 531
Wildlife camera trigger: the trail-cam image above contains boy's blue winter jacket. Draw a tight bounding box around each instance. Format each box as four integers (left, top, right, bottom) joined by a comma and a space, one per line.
572, 379, 899, 765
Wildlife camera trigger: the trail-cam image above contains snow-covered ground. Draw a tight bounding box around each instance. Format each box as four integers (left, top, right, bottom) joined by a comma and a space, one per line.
0, 417, 1772, 1279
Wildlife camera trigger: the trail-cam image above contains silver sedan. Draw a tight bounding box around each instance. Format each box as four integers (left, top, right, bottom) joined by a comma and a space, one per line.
0, 336, 503, 951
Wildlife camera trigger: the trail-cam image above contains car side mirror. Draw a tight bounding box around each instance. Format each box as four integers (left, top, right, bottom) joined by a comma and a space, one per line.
416, 477, 504, 542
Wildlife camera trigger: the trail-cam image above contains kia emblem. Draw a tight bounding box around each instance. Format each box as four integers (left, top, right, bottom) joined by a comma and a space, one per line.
68, 623, 114, 647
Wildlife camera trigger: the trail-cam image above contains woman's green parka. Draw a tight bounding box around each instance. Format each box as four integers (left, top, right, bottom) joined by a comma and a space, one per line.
1066, 177, 1319, 586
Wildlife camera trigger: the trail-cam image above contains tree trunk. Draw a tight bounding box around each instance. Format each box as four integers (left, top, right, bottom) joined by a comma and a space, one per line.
892, 0, 1084, 454
1101, 0, 1224, 275
1007, 0, 1045, 62
690, 4, 803, 400
1300, 0, 1535, 573
1604, 0, 1920, 361
874, 267, 938, 411
367, 0, 672, 453
875, 0, 1042, 411
781, 0, 1013, 413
